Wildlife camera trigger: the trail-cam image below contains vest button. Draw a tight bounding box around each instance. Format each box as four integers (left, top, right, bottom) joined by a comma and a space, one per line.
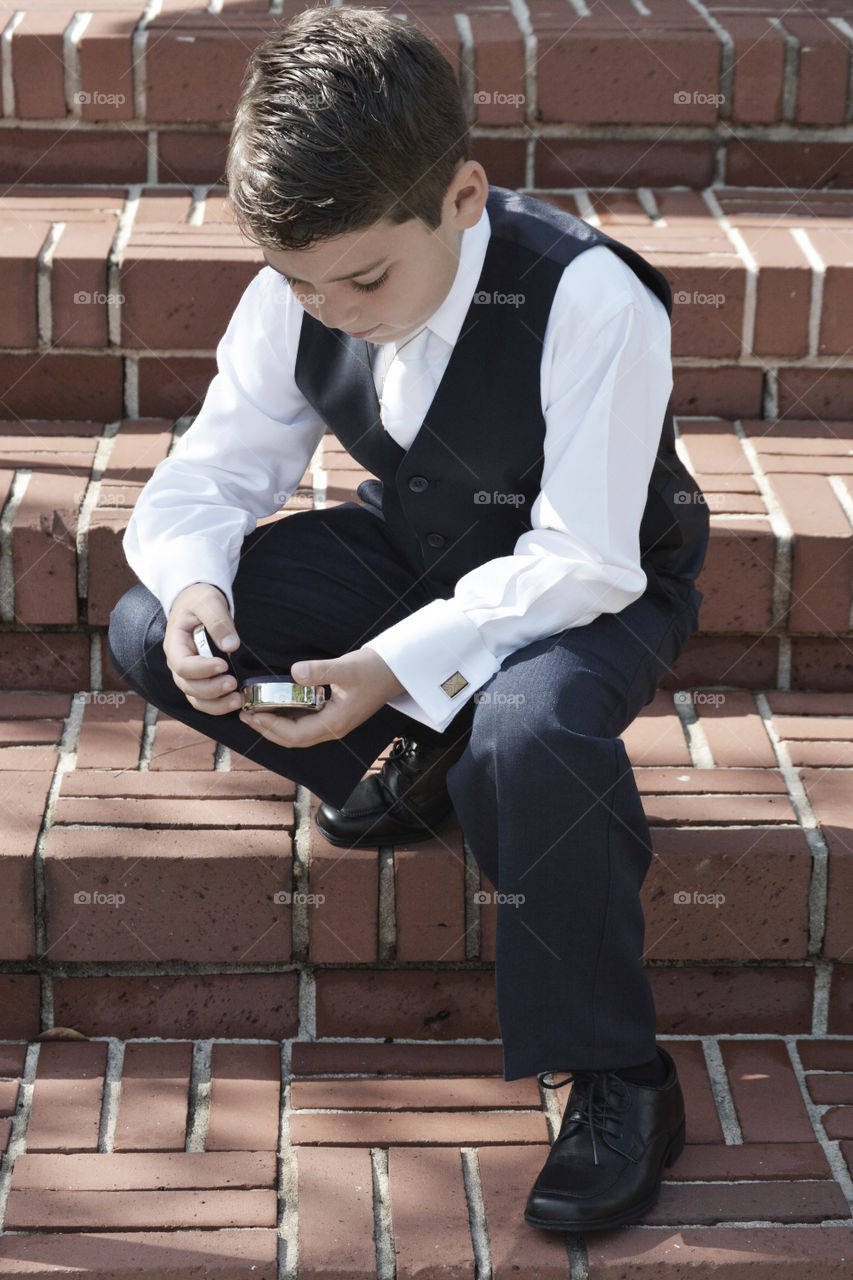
426, 532, 445, 548
408, 475, 429, 493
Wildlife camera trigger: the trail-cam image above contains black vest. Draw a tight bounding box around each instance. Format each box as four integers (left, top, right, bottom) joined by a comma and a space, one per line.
294, 186, 708, 596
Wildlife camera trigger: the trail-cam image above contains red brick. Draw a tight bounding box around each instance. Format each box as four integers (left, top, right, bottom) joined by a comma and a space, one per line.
314, 971, 499, 1041
309, 829, 378, 963
724, 15, 785, 124
644, 1177, 847, 1224
0, 770, 53, 960
821, 828, 853, 961
0, 1077, 19, 1115
105, 420, 173, 484
738, 226, 812, 358
51, 216, 118, 349
695, 691, 776, 767
291, 1109, 547, 1147
644, 827, 810, 962
778, 367, 853, 423
0, 1043, 29, 1075
26, 1041, 107, 1153
0, 1229, 278, 1276
12, 1150, 276, 1190
86, 509, 140, 625
620, 692, 690, 766
798, 1040, 853, 1072
791, 638, 853, 692
43, 826, 292, 963
665, 1040, 724, 1143
158, 130, 230, 185
136, 354, 217, 418
291, 1077, 539, 1112
114, 1042, 192, 1152
0, 352, 123, 421
291, 1043, 505, 1077
0, 1117, 11, 1153
694, 518, 776, 633
825, 1107, 853, 1140
720, 1040, 815, 1143
675, 419, 748, 475
298, 1147, 376, 1280
727, 140, 853, 191
786, 16, 851, 125
636, 767, 787, 795
0, 218, 49, 347
10, 11, 68, 119
0, 748, 58, 770
145, 16, 275, 123
75, 696, 145, 770
586, 1225, 853, 1276
829, 964, 853, 1034
5, 1186, 276, 1229
471, 137, 526, 190
54, 793, 293, 828
535, 138, 713, 189
672, 363, 764, 420
806, 1074, 853, 1106
77, 11, 136, 123
60, 769, 295, 800
650, 966, 813, 1035
478, 1145, 574, 1276
0, 721, 63, 745
0, 692, 72, 719
395, 832, 466, 962
644, 793, 796, 825
389, 1147, 474, 1277
668, 1141, 831, 1181
52, 973, 298, 1039
0, 975, 40, 1040
666, 635, 779, 690
206, 1044, 279, 1152
0, 129, 149, 185
770, 474, 853, 632
13, 472, 82, 624
811, 230, 853, 356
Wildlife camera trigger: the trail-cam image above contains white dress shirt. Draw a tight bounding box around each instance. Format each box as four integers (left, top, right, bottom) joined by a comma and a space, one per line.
123, 204, 673, 733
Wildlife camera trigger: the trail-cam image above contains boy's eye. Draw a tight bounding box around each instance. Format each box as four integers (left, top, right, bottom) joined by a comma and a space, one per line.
352, 270, 389, 294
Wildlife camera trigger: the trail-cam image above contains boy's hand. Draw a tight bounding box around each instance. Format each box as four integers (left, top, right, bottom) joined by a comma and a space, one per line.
239, 649, 405, 748
163, 583, 242, 716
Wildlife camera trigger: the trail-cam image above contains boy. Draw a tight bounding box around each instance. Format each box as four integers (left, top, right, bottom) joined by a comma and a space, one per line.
110, 5, 710, 1231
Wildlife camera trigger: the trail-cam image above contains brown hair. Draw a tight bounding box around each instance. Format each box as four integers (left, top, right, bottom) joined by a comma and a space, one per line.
226, 6, 471, 251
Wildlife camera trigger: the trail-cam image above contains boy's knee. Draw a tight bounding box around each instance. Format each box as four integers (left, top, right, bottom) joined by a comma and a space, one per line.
107, 582, 167, 697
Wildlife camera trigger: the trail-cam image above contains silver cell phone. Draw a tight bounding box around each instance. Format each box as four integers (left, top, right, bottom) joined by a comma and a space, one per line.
240, 678, 326, 713
193, 625, 214, 658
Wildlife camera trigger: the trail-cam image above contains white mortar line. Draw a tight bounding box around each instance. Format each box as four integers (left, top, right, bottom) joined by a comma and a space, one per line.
754, 691, 829, 966
701, 1037, 744, 1144
124, 355, 140, 419
454, 13, 476, 129
565, 0, 590, 17
827, 475, 853, 631
213, 742, 230, 770
636, 187, 664, 224
36, 222, 64, 348
377, 846, 397, 962
89, 633, 102, 690
107, 184, 142, 348
138, 701, 158, 769
762, 366, 779, 423
767, 18, 799, 124
131, 0, 162, 122
269, 0, 284, 13
63, 10, 92, 118
811, 961, 832, 1038
790, 226, 826, 360
76, 419, 122, 604
96, 1037, 125, 1152
673, 691, 716, 767
187, 185, 207, 225
629, 0, 651, 15
184, 1038, 212, 1152
277, 1040, 298, 1280
731, 419, 793, 636
460, 1147, 492, 1279
683, 0, 734, 120
290, 784, 312, 957
371, 1147, 396, 1280
572, 189, 599, 225
0, 468, 31, 623
506, 0, 537, 140
703, 188, 757, 360
786, 1036, 853, 1215
829, 17, 853, 124
297, 968, 317, 1041
0, 1043, 39, 1230
1, 12, 23, 118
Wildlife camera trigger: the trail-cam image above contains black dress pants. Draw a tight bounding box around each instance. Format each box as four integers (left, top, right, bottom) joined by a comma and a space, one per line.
108, 499, 706, 1080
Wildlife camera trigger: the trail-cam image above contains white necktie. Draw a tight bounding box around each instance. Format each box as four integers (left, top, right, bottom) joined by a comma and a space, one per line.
378, 326, 434, 450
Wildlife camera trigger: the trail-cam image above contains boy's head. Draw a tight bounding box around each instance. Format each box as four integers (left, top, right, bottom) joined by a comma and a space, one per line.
227, 6, 472, 251
226, 6, 488, 345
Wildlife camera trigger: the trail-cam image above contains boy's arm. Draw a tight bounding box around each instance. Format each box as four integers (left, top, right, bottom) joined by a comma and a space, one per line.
123, 266, 326, 619
362, 246, 673, 733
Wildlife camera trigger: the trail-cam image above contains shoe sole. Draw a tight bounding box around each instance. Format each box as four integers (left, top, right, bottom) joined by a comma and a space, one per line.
313, 808, 454, 849
523, 1115, 686, 1233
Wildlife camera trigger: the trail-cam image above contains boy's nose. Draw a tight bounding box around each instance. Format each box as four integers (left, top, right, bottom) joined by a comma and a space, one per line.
317, 296, 360, 332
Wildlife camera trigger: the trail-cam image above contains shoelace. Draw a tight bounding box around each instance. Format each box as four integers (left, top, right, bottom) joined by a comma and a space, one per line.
540, 1069, 632, 1166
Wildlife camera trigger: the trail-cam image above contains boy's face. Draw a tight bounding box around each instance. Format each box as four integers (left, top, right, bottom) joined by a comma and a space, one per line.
261, 162, 488, 346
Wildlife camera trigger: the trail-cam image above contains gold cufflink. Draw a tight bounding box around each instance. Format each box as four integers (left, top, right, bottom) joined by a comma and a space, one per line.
440, 671, 469, 698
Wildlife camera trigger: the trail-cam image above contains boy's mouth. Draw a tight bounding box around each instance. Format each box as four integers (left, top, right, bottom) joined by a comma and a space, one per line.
344, 325, 379, 339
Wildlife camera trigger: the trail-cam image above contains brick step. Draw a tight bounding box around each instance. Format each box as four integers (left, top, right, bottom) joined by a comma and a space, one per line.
0, 1038, 851, 1275
3, 184, 852, 422
2, 689, 852, 1041
1, 416, 852, 689
2, 0, 853, 191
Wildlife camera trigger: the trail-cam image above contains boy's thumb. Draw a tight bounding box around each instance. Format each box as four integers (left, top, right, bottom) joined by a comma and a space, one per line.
291, 662, 312, 684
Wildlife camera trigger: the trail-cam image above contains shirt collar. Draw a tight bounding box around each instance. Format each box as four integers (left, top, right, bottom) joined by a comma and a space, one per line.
419, 203, 491, 349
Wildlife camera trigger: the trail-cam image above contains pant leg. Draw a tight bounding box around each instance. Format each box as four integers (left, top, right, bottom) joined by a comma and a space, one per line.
446, 572, 703, 1080
108, 501, 453, 809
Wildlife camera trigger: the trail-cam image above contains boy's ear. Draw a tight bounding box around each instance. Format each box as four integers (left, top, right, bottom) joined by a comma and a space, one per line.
446, 160, 489, 230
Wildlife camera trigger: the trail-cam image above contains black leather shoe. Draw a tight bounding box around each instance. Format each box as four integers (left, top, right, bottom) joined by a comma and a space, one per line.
524, 1046, 685, 1232
314, 731, 471, 848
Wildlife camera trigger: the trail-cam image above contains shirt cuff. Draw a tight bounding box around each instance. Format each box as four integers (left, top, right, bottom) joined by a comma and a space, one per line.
362, 597, 500, 733
123, 531, 239, 619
